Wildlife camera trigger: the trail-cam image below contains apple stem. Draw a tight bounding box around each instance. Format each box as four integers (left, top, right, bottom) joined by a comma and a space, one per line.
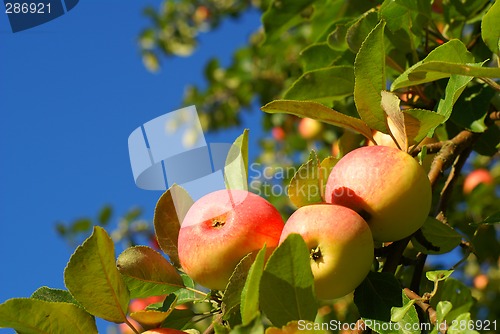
185, 286, 209, 297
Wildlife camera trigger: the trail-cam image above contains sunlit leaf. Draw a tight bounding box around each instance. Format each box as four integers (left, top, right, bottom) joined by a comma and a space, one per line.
481, 0, 500, 55
260, 234, 317, 327
284, 66, 355, 103
154, 184, 194, 268
354, 20, 387, 132
64, 226, 129, 323
0, 298, 97, 334
412, 217, 462, 255
426, 270, 454, 282
288, 151, 324, 208
225, 129, 249, 191
117, 246, 185, 299
241, 246, 267, 325
262, 100, 373, 140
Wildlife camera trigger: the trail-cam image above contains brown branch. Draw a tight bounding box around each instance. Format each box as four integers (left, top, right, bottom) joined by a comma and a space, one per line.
404, 288, 448, 333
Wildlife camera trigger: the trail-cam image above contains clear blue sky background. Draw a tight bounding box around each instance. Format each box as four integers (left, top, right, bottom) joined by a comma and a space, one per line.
0, 2, 262, 332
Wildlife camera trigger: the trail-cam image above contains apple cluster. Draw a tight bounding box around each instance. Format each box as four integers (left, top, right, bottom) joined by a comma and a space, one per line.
177, 145, 431, 300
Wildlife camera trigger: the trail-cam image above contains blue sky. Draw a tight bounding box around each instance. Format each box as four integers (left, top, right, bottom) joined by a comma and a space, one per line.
0, 2, 262, 332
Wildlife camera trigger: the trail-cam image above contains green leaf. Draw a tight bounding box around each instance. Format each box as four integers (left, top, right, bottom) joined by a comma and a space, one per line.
98, 205, 113, 226
160, 308, 196, 330
241, 246, 267, 325
346, 9, 379, 53
411, 217, 462, 254
174, 274, 198, 305
261, 100, 374, 140
472, 225, 500, 262
0, 298, 98, 333
300, 43, 342, 72
225, 129, 249, 191
117, 246, 185, 299
222, 253, 254, 324
430, 278, 474, 322
354, 272, 402, 322
448, 313, 480, 334
403, 109, 445, 143
426, 270, 454, 282
436, 64, 484, 123
450, 84, 496, 133
414, 63, 500, 83
390, 298, 416, 322
481, 0, 500, 55
153, 184, 193, 268
260, 234, 317, 327
284, 66, 355, 103
380, 0, 431, 35
262, 0, 317, 43
31, 287, 81, 307
288, 151, 324, 208
354, 20, 387, 132
391, 39, 476, 90
435, 301, 452, 324
386, 293, 420, 334
480, 212, 500, 225
64, 226, 129, 323
230, 314, 264, 334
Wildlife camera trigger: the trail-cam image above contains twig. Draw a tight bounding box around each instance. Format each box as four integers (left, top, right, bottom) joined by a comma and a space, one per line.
403, 288, 448, 333
382, 237, 412, 273
478, 77, 500, 92
410, 252, 427, 294
426, 130, 479, 186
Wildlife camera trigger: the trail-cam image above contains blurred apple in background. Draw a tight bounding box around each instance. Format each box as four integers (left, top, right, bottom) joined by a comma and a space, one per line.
298, 118, 322, 139
463, 169, 494, 194
271, 126, 286, 141
279, 204, 373, 300
178, 189, 285, 290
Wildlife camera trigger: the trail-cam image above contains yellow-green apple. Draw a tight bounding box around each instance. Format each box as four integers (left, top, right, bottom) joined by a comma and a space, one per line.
298, 118, 322, 139
178, 189, 285, 290
279, 204, 373, 300
325, 146, 431, 242
463, 169, 493, 194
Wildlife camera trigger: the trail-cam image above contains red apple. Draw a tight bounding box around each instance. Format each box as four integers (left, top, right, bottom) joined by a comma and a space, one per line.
178, 189, 285, 290
325, 146, 431, 242
463, 169, 494, 194
298, 118, 322, 139
280, 204, 374, 300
